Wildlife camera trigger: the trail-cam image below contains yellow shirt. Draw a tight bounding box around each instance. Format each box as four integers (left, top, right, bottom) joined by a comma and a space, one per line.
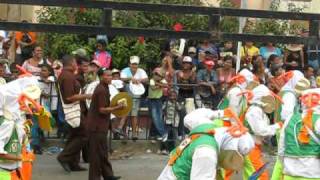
240, 46, 259, 58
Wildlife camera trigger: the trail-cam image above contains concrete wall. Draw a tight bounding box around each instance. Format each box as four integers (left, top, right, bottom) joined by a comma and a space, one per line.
0, 4, 38, 22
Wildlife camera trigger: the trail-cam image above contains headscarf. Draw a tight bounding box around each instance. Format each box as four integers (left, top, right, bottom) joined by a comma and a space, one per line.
281, 70, 306, 93
229, 68, 259, 90
215, 127, 254, 155
184, 108, 217, 130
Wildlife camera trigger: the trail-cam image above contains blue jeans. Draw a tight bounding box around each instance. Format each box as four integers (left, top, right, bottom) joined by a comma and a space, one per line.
31, 116, 41, 147
148, 99, 166, 136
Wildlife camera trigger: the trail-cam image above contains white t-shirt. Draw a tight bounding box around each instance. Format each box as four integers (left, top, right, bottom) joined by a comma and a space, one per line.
120, 67, 148, 80
120, 67, 148, 97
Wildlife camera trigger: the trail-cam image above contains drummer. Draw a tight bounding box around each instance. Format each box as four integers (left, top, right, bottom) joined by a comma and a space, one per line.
120, 56, 148, 141
87, 68, 123, 180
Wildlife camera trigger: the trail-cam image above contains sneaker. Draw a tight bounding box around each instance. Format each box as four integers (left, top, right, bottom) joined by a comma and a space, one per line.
161, 133, 168, 142
161, 150, 169, 155
113, 128, 126, 137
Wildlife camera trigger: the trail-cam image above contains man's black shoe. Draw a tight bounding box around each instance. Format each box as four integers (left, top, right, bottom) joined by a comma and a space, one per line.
57, 158, 71, 173
70, 165, 87, 171
106, 176, 121, 180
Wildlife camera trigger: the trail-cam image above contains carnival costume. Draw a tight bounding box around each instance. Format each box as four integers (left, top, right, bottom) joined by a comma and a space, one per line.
272, 70, 310, 180
218, 68, 259, 123
0, 66, 48, 180
242, 84, 283, 180
280, 88, 320, 180
158, 108, 255, 180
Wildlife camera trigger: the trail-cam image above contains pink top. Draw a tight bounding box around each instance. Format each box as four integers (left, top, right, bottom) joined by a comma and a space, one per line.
94, 51, 112, 68
22, 60, 41, 76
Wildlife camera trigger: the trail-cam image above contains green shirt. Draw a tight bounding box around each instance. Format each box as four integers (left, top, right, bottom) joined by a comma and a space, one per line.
148, 79, 166, 99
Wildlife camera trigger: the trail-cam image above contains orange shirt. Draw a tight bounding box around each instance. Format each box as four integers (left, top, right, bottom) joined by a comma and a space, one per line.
15, 32, 37, 44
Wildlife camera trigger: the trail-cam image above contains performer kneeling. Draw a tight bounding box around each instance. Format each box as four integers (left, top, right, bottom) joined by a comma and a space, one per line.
87, 68, 124, 180
158, 108, 255, 180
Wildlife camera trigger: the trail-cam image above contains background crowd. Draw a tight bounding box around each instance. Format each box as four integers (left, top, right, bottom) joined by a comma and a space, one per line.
0, 28, 320, 155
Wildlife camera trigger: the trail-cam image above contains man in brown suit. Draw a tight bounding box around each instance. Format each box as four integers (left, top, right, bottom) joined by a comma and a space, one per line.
57, 55, 91, 172
87, 68, 123, 180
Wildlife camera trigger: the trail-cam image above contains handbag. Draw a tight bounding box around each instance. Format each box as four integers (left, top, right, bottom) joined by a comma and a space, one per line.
58, 85, 81, 128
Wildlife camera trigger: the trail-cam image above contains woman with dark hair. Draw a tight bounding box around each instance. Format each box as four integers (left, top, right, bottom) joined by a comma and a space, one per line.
216, 55, 236, 94
93, 39, 112, 69
252, 55, 267, 84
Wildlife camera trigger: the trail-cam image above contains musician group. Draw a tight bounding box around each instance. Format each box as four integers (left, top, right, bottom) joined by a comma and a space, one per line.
1, 47, 320, 180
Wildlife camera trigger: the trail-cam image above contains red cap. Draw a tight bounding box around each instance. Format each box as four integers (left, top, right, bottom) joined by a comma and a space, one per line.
204, 60, 215, 67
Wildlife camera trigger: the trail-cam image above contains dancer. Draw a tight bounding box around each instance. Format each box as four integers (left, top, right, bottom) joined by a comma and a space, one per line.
272, 70, 310, 180
0, 68, 42, 180
242, 84, 284, 180
158, 108, 255, 180
218, 68, 259, 124
282, 88, 320, 180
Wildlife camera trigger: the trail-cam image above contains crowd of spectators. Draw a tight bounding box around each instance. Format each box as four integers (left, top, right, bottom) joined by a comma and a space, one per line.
1, 28, 320, 155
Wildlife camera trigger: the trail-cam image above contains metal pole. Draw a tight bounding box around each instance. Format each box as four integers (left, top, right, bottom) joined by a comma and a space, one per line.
236, 0, 248, 73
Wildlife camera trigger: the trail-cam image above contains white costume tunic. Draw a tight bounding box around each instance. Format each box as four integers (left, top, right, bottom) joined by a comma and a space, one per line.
245, 85, 282, 144
278, 71, 307, 156
225, 69, 257, 116
0, 76, 39, 170
158, 108, 254, 180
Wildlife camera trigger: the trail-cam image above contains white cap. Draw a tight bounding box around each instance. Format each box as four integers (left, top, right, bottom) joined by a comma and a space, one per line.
182, 56, 192, 63
130, 56, 140, 64
188, 47, 197, 53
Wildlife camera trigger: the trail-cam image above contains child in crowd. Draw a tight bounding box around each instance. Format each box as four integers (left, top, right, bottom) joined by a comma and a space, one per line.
93, 39, 112, 69
112, 68, 127, 139
31, 64, 57, 154
0, 62, 6, 85
160, 90, 183, 154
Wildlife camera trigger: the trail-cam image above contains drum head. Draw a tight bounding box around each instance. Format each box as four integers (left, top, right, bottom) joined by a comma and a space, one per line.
218, 150, 244, 171
261, 95, 276, 113
111, 92, 133, 117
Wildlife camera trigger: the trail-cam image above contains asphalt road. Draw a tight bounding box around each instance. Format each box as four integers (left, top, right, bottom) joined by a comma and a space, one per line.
33, 153, 167, 180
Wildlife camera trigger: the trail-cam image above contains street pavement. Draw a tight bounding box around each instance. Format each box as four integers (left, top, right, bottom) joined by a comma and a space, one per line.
33, 153, 167, 180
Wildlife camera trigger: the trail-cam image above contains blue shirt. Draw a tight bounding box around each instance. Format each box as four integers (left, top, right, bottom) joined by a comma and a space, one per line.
259, 46, 282, 61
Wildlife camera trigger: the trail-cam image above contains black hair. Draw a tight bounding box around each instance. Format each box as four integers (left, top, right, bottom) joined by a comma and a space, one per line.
270, 64, 283, 76
97, 67, 111, 77
76, 56, 90, 66
62, 55, 75, 67
39, 64, 54, 76
223, 55, 236, 68
9, 62, 18, 72
97, 39, 107, 47
303, 64, 314, 72
267, 54, 279, 68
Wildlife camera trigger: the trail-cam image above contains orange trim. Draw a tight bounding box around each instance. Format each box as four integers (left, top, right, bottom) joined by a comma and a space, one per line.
224, 108, 248, 137
237, 90, 253, 101
228, 75, 246, 85
248, 144, 269, 180
298, 109, 313, 144
18, 93, 43, 114
276, 71, 294, 83
16, 65, 32, 78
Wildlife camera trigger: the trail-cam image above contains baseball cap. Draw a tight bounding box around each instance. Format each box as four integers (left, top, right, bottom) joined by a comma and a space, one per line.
130, 56, 140, 64
112, 68, 120, 74
90, 60, 101, 67
188, 47, 197, 54
72, 48, 87, 58
204, 60, 215, 67
182, 56, 193, 63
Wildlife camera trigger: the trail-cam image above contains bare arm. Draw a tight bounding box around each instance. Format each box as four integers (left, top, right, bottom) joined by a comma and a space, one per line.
99, 104, 124, 115
0, 154, 21, 161
66, 94, 91, 103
